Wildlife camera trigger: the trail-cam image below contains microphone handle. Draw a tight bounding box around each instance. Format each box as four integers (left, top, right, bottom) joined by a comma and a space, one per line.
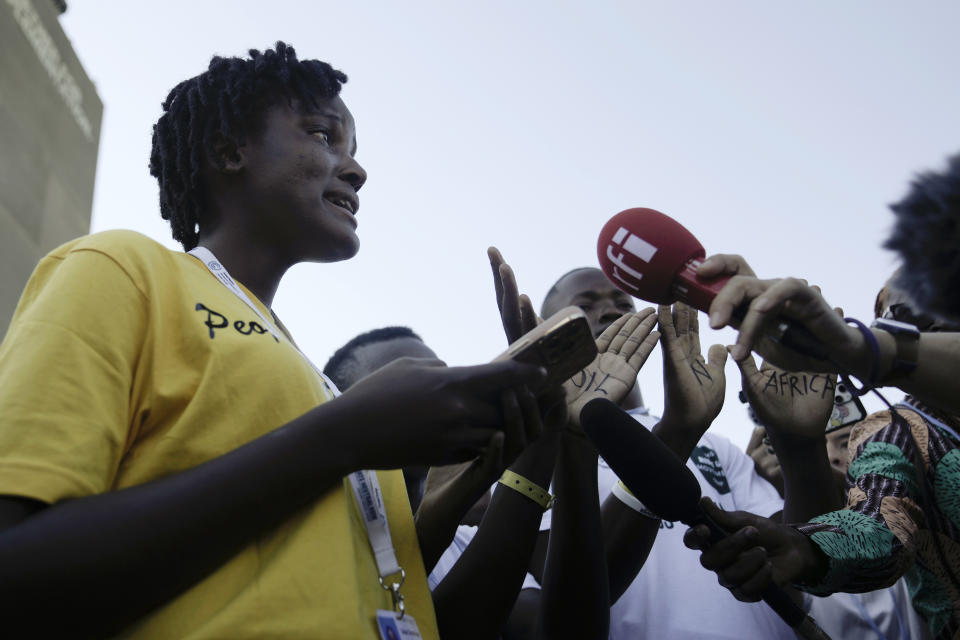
687, 509, 833, 639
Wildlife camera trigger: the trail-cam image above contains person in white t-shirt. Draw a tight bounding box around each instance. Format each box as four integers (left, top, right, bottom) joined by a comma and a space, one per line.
531, 267, 799, 639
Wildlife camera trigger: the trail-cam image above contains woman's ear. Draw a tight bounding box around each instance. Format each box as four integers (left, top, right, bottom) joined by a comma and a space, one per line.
209, 133, 245, 173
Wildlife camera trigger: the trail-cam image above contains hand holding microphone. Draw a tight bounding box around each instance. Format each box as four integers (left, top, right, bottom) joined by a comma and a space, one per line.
707, 274, 865, 374
579, 398, 832, 640
595, 208, 866, 374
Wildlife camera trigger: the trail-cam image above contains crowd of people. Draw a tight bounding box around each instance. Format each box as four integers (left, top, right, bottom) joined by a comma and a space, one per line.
0, 41, 957, 639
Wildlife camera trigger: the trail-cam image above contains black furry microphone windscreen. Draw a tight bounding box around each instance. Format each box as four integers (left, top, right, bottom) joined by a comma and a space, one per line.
884, 152, 960, 324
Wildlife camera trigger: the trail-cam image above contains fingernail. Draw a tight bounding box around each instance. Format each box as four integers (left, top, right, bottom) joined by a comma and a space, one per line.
730, 345, 745, 360
709, 312, 721, 328
754, 297, 771, 312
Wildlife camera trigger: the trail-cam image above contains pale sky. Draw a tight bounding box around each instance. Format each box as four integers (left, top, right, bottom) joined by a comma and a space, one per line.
61, 1, 960, 449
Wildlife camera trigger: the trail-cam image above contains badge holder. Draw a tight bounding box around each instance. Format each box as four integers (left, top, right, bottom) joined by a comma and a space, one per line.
379, 568, 406, 618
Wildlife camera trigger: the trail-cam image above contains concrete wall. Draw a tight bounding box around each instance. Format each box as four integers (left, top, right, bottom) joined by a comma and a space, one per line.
0, 0, 102, 336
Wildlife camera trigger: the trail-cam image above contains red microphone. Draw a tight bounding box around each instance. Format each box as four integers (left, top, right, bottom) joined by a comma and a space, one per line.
597, 208, 727, 312
597, 207, 830, 361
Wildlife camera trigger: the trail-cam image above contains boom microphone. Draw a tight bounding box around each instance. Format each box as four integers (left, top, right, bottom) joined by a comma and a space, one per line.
596, 207, 830, 361
579, 398, 832, 640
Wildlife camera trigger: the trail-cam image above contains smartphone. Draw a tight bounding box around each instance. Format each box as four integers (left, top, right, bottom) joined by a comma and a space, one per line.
826, 381, 867, 433
492, 306, 597, 392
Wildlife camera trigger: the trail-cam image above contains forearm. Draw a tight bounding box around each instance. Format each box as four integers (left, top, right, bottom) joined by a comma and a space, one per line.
652, 417, 704, 462
887, 332, 960, 413
539, 432, 609, 640
764, 430, 840, 522
0, 397, 374, 637
839, 330, 960, 413
601, 496, 660, 602
432, 432, 560, 640
502, 588, 540, 640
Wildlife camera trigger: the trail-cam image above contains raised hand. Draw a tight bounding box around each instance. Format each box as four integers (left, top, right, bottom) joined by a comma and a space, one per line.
736, 356, 837, 441
488, 246, 539, 343
659, 303, 728, 435
564, 309, 660, 426
487, 246, 568, 428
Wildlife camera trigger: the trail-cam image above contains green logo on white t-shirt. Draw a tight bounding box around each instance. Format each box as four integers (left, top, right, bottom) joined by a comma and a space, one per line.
690, 446, 730, 494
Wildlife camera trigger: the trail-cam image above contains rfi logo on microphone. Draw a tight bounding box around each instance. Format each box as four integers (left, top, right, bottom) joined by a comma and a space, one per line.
606, 227, 658, 292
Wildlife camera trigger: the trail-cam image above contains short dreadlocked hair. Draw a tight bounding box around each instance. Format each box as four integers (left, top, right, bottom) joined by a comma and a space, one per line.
149, 41, 347, 250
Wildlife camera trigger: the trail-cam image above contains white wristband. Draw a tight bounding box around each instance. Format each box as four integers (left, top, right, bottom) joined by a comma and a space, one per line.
611, 480, 660, 520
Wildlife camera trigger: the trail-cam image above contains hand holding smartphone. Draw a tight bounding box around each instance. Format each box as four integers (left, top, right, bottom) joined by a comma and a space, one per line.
492, 306, 597, 393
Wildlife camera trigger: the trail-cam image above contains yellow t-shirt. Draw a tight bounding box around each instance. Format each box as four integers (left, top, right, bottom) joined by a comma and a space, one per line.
0, 230, 439, 639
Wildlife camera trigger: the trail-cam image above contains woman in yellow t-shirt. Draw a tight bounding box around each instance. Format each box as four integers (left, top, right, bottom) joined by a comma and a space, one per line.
0, 41, 546, 639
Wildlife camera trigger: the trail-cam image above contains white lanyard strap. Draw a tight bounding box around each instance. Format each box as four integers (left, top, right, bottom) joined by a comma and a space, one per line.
189, 246, 282, 342
188, 246, 404, 605
349, 470, 403, 578
351, 469, 406, 616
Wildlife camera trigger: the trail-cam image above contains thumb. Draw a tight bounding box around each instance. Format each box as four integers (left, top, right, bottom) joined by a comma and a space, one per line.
730, 348, 759, 385
707, 344, 728, 371
474, 431, 506, 483
700, 497, 762, 533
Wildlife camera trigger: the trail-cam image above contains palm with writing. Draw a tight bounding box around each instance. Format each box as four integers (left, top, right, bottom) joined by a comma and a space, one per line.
735, 356, 836, 439
659, 303, 728, 433
565, 309, 660, 427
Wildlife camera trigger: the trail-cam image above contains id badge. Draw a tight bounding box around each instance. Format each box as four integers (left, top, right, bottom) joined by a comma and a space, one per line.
376, 610, 423, 640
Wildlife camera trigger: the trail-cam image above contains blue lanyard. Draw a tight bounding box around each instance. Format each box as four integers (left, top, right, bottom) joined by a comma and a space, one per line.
845, 587, 909, 640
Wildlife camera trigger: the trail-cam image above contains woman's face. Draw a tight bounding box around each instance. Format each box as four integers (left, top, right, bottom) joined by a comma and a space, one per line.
233, 94, 367, 263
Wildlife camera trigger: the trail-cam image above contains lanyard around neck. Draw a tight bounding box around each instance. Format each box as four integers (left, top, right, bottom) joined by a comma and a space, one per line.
187, 246, 337, 395
187, 246, 406, 610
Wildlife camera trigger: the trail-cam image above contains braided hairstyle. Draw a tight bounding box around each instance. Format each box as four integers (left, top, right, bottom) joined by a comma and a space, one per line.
149, 41, 347, 250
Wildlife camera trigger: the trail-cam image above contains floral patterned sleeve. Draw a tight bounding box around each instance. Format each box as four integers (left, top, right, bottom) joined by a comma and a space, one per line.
793, 405, 960, 640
